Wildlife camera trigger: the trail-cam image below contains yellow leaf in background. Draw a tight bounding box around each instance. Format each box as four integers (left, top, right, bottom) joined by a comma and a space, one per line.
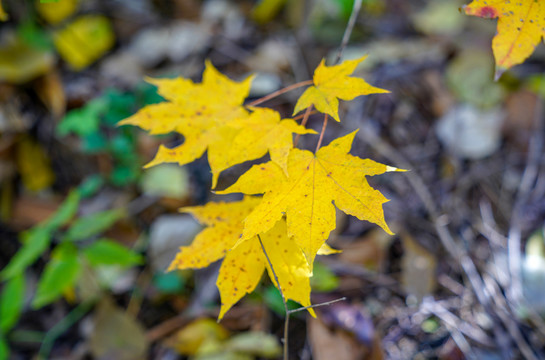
464, 0, 545, 79
0, 0, 8, 21
167, 318, 229, 355
0, 36, 55, 84
89, 299, 148, 359
120, 63, 312, 187
35, 71, 66, 118
293, 56, 389, 122
53, 15, 114, 70
167, 197, 315, 320
36, 0, 78, 24
16, 137, 55, 192
252, 0, 287, 24
220, 131, 402, 267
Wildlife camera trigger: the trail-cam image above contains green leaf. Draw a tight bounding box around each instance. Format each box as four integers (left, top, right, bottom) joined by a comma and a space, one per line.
338, 0, 356, 19
263, 286, 302, 316
32, 244, 81, 309
78, 175, 104, 198
102, 90, 136, 126
43, 190, 80, 231
153, 272, 185, 294
81, 132, 108, 153
136, 83, 163, 107
40, 0, 60, 2
17, 21, 54, 51
109, 134, 134, 157
83, 239, 143, 267
57, 97, 108, 137
0, 334, 8, 360
0, 274, 25, 332
0, 227, 51, 280
421, 317, 440, 333
109, 165, 139, 186
1, 190, 80, 280
528, 75, 545, 99
63, 209, 124, 242
309, 262, 339, 292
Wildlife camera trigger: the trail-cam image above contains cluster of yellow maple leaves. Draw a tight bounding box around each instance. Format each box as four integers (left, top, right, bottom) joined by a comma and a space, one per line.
119, 0, 545, 317
120, 56, 404, 319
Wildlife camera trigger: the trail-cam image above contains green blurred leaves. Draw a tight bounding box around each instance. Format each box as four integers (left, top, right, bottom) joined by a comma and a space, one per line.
63, 209, 124, 242
309, 262, 339, 292
0, 188, 138, 311
0, 274, 25, 332
44, 190, 80, 230
32, 244, 81, 308
0, 227, 52, 280
57, 87, 159, 186
83, 239, 143, 267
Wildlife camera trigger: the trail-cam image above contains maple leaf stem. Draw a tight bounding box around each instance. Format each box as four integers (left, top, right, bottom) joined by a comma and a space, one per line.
246, 80, 313, 107
287, 297, 346, 314
315, 114, 329, 152
257, 234, 290, 360
294, 106, 313, 147
293, 109, 317, 120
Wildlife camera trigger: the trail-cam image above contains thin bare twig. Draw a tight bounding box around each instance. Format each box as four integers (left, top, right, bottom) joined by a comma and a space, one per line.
257, 235, 346, 360
289, 297, 346, 314
315, 115, 329, 152
420, 298, 494, 348
257, 234, 290, 359
293, 110, 317, 120
507, 97, 544, 304
247, 80, 313, 107
482, 274, 539, 360
333, 0, 363, 65
353, 123, 524, 353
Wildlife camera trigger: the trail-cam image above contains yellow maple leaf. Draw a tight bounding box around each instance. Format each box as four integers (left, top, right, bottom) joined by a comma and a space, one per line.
53, 15, 115, 71
293, 56, 389, 122
230, 107, 316, 174
167, 197, 316, 320
464, 0, 545, 79
219, 131, 403, 266
0, 0, 8, 21
120, 62, 310, 187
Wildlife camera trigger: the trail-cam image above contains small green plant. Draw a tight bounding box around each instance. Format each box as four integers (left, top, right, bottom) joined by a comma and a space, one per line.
58, 86, 161, 186
0, 189, 143, 358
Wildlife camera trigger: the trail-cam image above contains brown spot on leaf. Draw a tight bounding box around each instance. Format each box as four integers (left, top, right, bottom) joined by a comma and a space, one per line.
475, 5, 499, 18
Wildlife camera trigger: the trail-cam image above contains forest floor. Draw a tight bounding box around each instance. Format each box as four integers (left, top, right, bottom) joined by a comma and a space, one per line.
1, 0, 545, 359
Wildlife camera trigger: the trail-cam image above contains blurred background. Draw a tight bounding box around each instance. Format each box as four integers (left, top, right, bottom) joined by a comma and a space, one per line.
1, 0, 545, 359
